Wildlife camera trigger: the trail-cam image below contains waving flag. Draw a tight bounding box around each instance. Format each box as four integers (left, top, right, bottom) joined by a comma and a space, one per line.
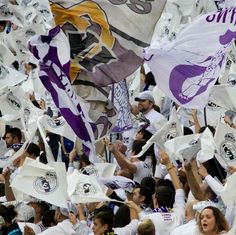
145, 7, 236, 109
49, 0, 166, 85
28, 26, 96, 154
11, 158, 68, 208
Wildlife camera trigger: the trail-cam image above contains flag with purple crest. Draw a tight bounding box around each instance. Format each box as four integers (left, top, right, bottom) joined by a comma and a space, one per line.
145, 7, 236, 109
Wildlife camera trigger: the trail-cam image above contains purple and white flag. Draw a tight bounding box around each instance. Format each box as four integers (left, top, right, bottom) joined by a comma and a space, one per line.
28, 26, 95, 154
112, 80, 133, 133
145, 8, 236, 109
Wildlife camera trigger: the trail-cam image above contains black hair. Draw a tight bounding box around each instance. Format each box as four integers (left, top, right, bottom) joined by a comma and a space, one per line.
26, 143, 41, 157
144, 72, 156, 86
42, 210, 56, 228
199, 125, 216, 136
4, 127, 22, 142
93, 211, 114, 232
137, 129, 152, 142
0, 205, 17, 224
113, 205, 130, 228
183, 126, 193, 135
155, 185, 175, 208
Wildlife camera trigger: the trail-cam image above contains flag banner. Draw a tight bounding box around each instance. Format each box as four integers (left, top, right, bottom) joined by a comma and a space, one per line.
197, 128, 217, 163
220, 172, 236, 206
37, 118, 57, 163
20, 100, 44, 141
112, 80, 133, 133
0, 141, 28, 169
145, 8, 236, 109
0, 119, 5, 137
73, 75, 118, 140
98, 175, 135, 193
67, 170, 111, 203
29, 26, 95, 154
209, 85, 236, 111
0, 86, 25, 116
0, 62, 27, 86
38, 115, 76, 141
164, 133, 201, 162
214, 122, 236, 167
137, 107, 183, 157
0, 43, 16, 66
49, 0, 166, 85
11, 158, 68, 208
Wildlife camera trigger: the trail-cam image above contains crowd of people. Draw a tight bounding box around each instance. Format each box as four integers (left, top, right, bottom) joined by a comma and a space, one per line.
0, 66, 235, 235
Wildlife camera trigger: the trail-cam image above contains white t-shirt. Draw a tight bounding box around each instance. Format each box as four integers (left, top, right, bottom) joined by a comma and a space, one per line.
139, 189, 185, 235
144, 109, 167, 134
170, 219, 198, 235
133, 159, 153, 184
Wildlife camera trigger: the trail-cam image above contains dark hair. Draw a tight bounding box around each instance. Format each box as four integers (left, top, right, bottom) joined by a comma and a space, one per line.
5, 127, 22, 142
42, 210, 56, 228
183, 126, 193, 135
144, 72, 156, 86
140, 177, 156, 207
199, 125, 215, 136
155, 185, 175, 208
93, 211, 114, 232
26, 143, 41, 157
137, 129, 152, 142
198, 206, 229, 234
113, 205, 130, 228
0, 205, 17, 224
79, 153, 91, 169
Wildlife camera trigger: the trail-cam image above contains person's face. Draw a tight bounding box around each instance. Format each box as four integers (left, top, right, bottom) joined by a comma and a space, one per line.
135, 131, 144, 141
200, 208, 216, 234
92, 218, 107, 235
138, 100, 152, 113
86, 202, 97, 214
132, 188, 143, 206
54, 208, 62, 223
5, 133, 14, 147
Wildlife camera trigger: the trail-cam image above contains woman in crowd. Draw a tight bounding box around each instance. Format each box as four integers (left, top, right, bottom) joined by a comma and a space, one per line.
198, 206, 229, 235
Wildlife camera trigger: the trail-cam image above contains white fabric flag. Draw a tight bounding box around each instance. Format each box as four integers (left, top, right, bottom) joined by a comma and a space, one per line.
11, 158, 68, 208
0, 62, 27, 86
214, 122, 236, 167
0, 86, 25, 116
38, 115, 76, 141
164, 133, 201, 162
209, 85, 236, 111
20, 100, 44, 141
220, 172, 236, 206
67, 170, 112, 204
145, 8, 236, 109
138, 107, 183, 157
197, 128, 217, 163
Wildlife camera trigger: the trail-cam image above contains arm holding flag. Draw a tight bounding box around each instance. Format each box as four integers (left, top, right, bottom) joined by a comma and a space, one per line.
159, 150, 182, 190
106, 141, 137, 174
184, 160, 206, 201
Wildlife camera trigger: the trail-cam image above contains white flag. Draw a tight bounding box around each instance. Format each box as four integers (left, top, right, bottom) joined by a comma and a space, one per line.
145, 8, 236, 108
138, 107, 183, 157
0, 86, 25, 116
220, 172, 236, 206
67, 170, 111, 204
209, 84, 236, 111
197, 128, 217, 163
20, 100, 44, 141
38, 115, 76, 141
11, 158, 68, 208
164, 133, 201, 162
214, 122, 236, 167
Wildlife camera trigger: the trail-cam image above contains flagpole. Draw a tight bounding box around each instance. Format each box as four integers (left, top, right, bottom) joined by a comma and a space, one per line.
204, 106, 207, 127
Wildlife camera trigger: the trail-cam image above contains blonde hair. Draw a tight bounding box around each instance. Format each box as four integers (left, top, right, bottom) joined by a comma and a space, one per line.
138, 219, 155, 235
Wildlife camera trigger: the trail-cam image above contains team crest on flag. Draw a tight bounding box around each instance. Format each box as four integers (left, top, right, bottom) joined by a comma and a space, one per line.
75, 183, 97, 196
220, 133, 236, 161
33, 171, 58, 194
